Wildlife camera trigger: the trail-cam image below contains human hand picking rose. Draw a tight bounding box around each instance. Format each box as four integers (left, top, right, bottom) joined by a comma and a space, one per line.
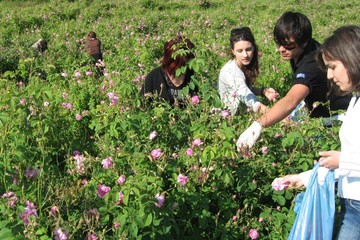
264, 88, 279, 102
272, 174, 304, 190
236, 121, 262, 149
271, 178, 289, 191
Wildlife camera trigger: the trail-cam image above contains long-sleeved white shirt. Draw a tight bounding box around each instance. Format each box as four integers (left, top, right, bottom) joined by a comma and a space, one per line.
218, 59, 260, 115
300, 94, 360, 201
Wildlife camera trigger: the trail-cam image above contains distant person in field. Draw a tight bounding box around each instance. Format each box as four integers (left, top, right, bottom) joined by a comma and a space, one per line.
86, 31, 102, 64
273, 25, 360, 240
141, 35, 198, 106
218, 27, 279, 116
31, 39, 48, 53
236, 11, 352, 149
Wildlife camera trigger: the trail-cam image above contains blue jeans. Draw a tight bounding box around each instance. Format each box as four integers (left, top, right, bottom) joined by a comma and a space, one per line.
336, 198, 360, 240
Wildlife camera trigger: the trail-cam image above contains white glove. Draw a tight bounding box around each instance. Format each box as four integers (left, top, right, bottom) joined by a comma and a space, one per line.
236, 121, 262, 149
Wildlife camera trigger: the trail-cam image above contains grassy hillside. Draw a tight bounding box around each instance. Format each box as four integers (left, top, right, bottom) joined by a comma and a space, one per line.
1, 0, 359, 83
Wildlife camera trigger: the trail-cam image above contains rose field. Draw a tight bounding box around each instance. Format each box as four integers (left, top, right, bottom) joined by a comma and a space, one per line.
0, 0, 359, 239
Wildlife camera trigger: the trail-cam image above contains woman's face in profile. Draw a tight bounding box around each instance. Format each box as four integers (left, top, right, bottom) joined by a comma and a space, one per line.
232, 40, 254, 67
322, 55, 352, 92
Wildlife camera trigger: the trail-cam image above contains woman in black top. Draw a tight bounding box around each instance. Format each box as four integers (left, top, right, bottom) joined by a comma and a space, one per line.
141, 35, 198, 106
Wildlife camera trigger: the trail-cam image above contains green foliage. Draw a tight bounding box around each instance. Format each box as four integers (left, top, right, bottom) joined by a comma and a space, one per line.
0, 0, 358, 239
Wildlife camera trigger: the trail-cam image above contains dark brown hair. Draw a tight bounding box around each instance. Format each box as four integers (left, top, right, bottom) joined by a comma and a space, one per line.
88, 31, 97, 39
229, 27, 259, 86
316, 25, 360, 94
274, 11, 312, 48
161, 35, 195, 77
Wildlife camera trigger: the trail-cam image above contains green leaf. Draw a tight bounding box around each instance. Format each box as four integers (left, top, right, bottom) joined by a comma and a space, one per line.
273, 195, 286, 206
130, 222, 139, 237
123, 192, 130, 206
43, 124, 49, 134
0, 221, 10, 230
3, 71, 15, 79
153, 218, 161, 226
144, 213, 153, 226
131, 187, 140, 197
39, 235, 52, 240
0, 228, 14, 240
138, 206, 145, 217
36, 227, 47, 235
224, 172, 233, 185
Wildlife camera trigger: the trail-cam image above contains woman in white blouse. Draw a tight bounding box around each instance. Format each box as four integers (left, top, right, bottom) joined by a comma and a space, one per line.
218, 27, 278, 115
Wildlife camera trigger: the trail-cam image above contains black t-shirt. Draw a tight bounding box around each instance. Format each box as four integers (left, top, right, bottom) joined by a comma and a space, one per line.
291, 39, 351, 118
141, 67, 198, 105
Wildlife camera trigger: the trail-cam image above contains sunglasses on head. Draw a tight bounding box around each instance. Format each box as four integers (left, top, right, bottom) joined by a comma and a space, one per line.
230, 27, 251, 36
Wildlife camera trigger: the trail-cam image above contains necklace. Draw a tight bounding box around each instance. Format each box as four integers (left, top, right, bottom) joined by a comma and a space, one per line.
167, 73, 184, 87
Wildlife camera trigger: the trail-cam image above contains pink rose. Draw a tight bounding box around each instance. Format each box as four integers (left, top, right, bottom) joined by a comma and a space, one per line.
75, 114, 82, 121
101, 157, 114, 169
97, 184, 111, 198
155, 193, 165, 208
249, 229, 259, 239
221, 109, 231, 118
274, 133, 282, 138
50, 206, 59, 217
66, 103, 73, 109
55, 228, 69, 240
114, 222, 120, 229
118, 192, 124, 204
192, 138, 203, 147
191, 96, 200, 105
20, 98, 27, 105
185, 148, 193, 156
117, 175, 126, 185
74, 70, 81, 77
271, 178, 289, 191
177, 174, 189, 187
150, 148, 162, 160
84, 233, 98, 240
261, 146, 268, 154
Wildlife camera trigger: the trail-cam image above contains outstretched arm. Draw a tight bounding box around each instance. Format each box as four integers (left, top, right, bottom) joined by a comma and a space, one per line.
236, 84, 309, 148
257, 84, 309, 127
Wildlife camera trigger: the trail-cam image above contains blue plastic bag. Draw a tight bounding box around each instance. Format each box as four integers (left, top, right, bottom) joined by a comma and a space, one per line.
288, 162, 335, 240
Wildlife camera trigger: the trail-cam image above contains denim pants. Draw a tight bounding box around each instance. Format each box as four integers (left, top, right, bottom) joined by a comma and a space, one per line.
336, 198, 360, 240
